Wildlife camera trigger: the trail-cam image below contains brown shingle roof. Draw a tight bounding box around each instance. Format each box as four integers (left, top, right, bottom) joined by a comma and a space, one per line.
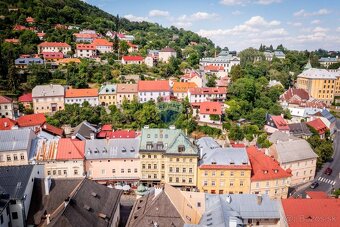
116, 83, 138, 93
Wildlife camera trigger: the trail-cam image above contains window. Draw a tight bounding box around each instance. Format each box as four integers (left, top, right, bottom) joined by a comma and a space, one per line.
220, 171, 224, 176
266, 181, 269, 187
13, 155, 18, 161
112, 169, 116, 173
240, 171, 244, 176
6, 155, 11, 161
203, 181, 208, 186
154, 164, 157, 169
169, 177, 173, 182
176, 167, 179, 173
212, 171, 216, 176
128, 169, 131, 173
230, 171, 234, 176
189, 168, 193, 173
219, 190, 224, 194
121, 169, 124, 173
63, 170, 67, 175
178, 145, 185, 152
240, 181, 244, 187
162, 164, 165, 169
176, 177, 179, 183
148, 164, 151, 169
12, 212, 18, 220
183, 168, 186, 173
20, 154, 25, 160
220, 180, 225, 187
58, 170, 61, 175
74, 169, 78, 175
134, 168, 138, 173
47, 171, 51, 175
154, 174, 157, 179
230, 181, 234, 187
211, 181, 216, 186
197, 202, 201, 207
53, 170, 56, 175
204, 171, 208, 176
189, 178, 192, 183
182, 178, 186, 183
142, 164, 145, 169
169, 167, 173, 172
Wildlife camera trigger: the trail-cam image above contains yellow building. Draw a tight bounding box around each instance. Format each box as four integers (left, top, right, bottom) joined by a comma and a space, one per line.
296, 64, 339, 106
139, 127, 199, 189
197, 147, 251, 194
98, 84, 117, 106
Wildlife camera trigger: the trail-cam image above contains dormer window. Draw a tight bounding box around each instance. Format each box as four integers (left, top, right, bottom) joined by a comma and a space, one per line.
263, 170, 268, 174
178, 145, 185, 153
211, 162, 216, 165
274, 169, 278, 173
230, 162, 235, 165
146, 142, 153, 150
122, 148, 127, 152
157, 142, 164, 150
147, 134, 150, 138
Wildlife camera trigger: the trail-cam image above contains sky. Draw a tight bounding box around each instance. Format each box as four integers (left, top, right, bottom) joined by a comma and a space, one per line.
84, 0, 340, 51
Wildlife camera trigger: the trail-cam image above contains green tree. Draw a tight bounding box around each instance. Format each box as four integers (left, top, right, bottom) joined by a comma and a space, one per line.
228, 124, 244, 141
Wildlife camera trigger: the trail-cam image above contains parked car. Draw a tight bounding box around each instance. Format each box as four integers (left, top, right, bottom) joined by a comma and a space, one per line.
310, 182, 319, 189
324, 167, 333, 175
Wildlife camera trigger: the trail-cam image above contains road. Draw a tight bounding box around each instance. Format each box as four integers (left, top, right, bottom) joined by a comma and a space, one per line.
292, 119, 340, 197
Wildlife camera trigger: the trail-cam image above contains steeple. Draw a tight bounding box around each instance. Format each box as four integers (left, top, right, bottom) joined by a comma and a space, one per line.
304, 59, 312, 70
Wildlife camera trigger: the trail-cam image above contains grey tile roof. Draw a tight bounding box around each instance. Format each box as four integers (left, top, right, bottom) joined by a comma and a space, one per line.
0, 165, 34, 199
85, 138, 140, 159
298, 68, 339, 80
32, 84, 64, 98
0, 128, 36, 152
196, 194, 280, 226
201, 147, 250, 166
319, 57, 338, 62
268, 131, 299, 144
126, 188, 184, 227
72, 121, 98, 140
15, 57, 44, 65
196, 137, 221, 152
320, 109, 336, 123
49, 178, 123, 227
288, 122, 312, 137
274, 139, 318, 164
98, 84, 116, 95
139, 128, 198, 156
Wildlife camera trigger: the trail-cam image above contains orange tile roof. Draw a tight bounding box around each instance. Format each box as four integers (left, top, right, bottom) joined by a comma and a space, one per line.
4, 38, 20, 44
65, 88, 98, 98
26, 17, 35, 23
76, 44, 96, 50
0, 118, 16, 130
122, 55, 144, 61
116, 83, 138, 93
92, 38, 113, 46
18, 93, 32, 102
199, 102, 223, 115
282, 198, 340, 227
37, 32, 45, 37
247, 146, 292, 181
56, 138, 85, 160
57, 58, 81, 64
17, 113, 46, 127
42, 52, 64, 59
305, 191, 330, 199
172, 82, 197, 93
271, 115, 289, 130
204, 65, 225, 71
74, 33, 98, 39
38, 42, 70, 48
138, 80, 170, 92
42, 123, 64, 136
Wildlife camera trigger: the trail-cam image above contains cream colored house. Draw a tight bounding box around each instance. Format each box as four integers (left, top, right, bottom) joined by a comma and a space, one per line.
116, 83, 138, 105
98, 84, 117, 106
85, 138, 140, 186
159, 47, 177, 63
32, 84, 65, 114
33, 138, 85, 178
0, 95, 14, 119
0, 129, 36, 166
37, 42, 71, 55
247, 146, 291, 199
139, 127, 199, 189
269, 138, 317, 186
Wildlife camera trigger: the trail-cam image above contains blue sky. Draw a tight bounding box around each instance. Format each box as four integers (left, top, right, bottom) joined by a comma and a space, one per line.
85, 0, 340, 51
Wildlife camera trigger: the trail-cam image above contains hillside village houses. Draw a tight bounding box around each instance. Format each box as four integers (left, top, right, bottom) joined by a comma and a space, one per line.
200, 50, 240, 73
98, 84, 117, 106
180, 70, 203, 87
116, 83, 138, 105
138, 80, 171, 103
37, 42, 71, 55
172, 81, 198, 100
192, 101, 224, 125
319, 56, 339, 68
159, 47, 177, 63
121, 55, 144, 65
76, 43, 97, 58
188, 87, 227, 103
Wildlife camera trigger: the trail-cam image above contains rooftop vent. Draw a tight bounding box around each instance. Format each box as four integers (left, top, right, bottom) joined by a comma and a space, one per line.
83, 205, 91, 211
226, 195, 231, 204
91, 192, 97, 197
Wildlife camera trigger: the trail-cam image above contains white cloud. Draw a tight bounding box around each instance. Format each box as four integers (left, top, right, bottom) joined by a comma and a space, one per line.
220, 0, 248, 5
289, 22, 302, 27
172, 11, 218, 28
232, 10, 243, 15
294, 8, 331, 17
149, 10, 169, 17
244, 16, 280, 26
311, 19, 321, 24
337, 27, 340, 32
123, 14, 149, 22
312, 26, 329, 33
256, 0, 281, 5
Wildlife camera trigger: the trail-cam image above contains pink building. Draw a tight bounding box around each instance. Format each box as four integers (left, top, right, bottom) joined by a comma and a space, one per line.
85, 138, 140, 187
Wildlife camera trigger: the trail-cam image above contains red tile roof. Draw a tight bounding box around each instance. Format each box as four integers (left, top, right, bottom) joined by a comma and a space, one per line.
247, 146, 292, 181
204, 65, 225, 71
38, 42, 70, 48
97, 129, 138, 139
116, 83, 138, 93
306, 118, 328, 135
101, 124, 112, 131
65, 88, 98, 98
17, 113, 46, 127
127, 42, 137, 48
18, 93, 33, 103
282, 198, 340, 227
189, 87, 227, 95
92, 38, 113, 46
41, 123, 64, 136
271, 115, 289, 130
26, 17, 35, 23
172, 82, 197, 93
281, 88, 309, 101
199, 102, 223, 115
37, 32, 45, 37
42, 52, 64, 59
181, 71, 200, 79
74, 33, 98, 39
160, 47, 176, 52
0, 96, 12, 104
138, 80, 170, 92
305, 191, 330, 199
13, 24, 27, 31
231, 143, 246, 148
76, 44, 96, 50
56, 138, 85, 160
122, 55, 144, 62
0, 118, 16, 130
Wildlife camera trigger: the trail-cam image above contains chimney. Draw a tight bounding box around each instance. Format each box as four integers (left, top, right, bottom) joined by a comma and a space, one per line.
169, 125, 176, 130
226, 195, 232, 204
154, 185, 163, 198
71, 135, 76, 140
144, 125, 149, 129
46, 214, 51, 224
64, 197, 70, 207
44, 177, 51, 195
257, 195, 262, 205
4, 122, 8, 128
90, 133, 95, 140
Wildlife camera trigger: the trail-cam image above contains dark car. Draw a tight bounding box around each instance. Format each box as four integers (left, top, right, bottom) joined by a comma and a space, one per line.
324, 167, 333, 175
310, 182, 319, 189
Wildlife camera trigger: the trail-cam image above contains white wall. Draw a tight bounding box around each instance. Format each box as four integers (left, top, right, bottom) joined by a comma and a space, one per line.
65, 97, 99, 106
0, 103, 14, 119
138, 91, 170, 103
